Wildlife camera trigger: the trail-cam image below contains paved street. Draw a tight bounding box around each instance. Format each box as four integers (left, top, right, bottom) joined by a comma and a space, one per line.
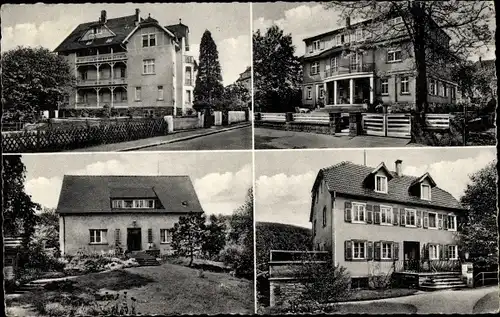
254, 127, 417, 149
340, 286, 498, 314
143, 126, 252, 151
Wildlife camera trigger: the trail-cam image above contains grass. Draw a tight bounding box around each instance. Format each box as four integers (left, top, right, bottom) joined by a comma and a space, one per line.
472, 291, 500, 314
265, 302, 417, 314
344, 288, 418, 302
7, 263, 253, 315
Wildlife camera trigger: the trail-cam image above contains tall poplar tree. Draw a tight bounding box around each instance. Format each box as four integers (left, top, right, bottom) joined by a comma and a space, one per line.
194, 30, 224, 105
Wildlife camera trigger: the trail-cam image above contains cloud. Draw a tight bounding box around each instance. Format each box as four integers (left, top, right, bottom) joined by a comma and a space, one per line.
219, 35, 251, 86
25, 176, 64, 210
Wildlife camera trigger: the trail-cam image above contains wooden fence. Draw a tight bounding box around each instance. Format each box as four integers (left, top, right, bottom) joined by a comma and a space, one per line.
260, 113, 286, 122
425, 114, 451, 130
292, 113, 330, 125
362, 113, 412, 139
2, 118, 168, 153
362, 113, 386, 137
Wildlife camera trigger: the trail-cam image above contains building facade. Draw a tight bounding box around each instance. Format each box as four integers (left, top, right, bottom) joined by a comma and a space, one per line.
236, 66, 252, 93
309, 160, 464, 284
56, 175, 203, 256
301, 16, 458, 109
54, 9, 196, 117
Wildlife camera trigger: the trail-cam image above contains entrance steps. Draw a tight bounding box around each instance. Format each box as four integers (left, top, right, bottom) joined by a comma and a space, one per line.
130, 251, 160, 266
420, 272, 467, 291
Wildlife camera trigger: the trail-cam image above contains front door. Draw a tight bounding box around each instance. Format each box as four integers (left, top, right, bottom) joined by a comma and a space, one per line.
403, 241, 420, 272
127, 228, 142, 252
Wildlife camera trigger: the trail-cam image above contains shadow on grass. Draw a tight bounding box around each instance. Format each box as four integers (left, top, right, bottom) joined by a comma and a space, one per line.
472, 292, 500, 314
338, 302, 418, 314
74, 269, 155, 291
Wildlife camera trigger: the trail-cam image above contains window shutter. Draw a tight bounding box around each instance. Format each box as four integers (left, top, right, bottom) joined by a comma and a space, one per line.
393, 208, 399, 225
440, 244, 445, 260
345, 240, 353, 260
344, 202, 352, 222
374, 241, 381, 260
423, 212, 429, 228
366, 208, 373, 224
115, 229, 120, 244
393, 242, 399, 260
374, 205, 381, 224
148, 228, 153, 244
443, 215, 448, 229
424, 244, 430, 260
438, 214, 443, 230
400, 209, 406, 226
367, 241, 374, 260
416, 210, 422, 228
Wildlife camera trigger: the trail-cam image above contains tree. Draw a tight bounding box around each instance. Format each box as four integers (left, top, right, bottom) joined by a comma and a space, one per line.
2, 47, 74, 122
222, 187, 254, 278
33, 208, 60, 250
324, 1, 494, 118
452, 59, 497, 106
202, 214, 227, 259
194, 30, 224, 105
253, 25, 303, 112
2, 155, 41, 247
459, 161, 498, 269
218, 82, 251, 110
171, 213, 207, 266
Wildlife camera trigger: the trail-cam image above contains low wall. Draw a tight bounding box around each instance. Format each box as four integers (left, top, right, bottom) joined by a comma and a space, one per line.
270, 280, 305, 308
173, 116, 200, 130
228, 111, 246, 124
255, 112, 336, 135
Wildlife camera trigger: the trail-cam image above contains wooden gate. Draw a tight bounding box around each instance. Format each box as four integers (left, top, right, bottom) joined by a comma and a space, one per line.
362, 113, 411, 139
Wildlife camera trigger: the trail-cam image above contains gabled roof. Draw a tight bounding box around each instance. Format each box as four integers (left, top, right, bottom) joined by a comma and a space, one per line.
56, 175, 203, 215
54, 14, 138, 52
368, 162, 394, 179
410, 172, 437, 188
315, 161, 462, 211
166, 23, 189, 39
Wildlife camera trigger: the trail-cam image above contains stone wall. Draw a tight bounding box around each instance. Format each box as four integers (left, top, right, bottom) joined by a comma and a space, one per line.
255, 120, 335, 135
173, 116, 200, 130
270, 280, 306, 307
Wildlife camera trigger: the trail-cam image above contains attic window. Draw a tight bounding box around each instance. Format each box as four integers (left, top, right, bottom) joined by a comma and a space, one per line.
93, 26, 102, 35
375, 175, 387, 193
421, 184, 431, 200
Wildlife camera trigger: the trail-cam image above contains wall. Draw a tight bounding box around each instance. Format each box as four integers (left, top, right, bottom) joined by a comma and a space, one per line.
60, 213, 184, 255
126, 25, 175, 110
173, 116, 200, 130
228, 111, 246, 124
269, 280, 305, 307
311, 177, 334, 258
332, 195, 461, 277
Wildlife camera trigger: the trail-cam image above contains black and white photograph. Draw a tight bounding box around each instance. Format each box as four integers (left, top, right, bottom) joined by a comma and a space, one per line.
255, 146, 498, 314
1, 3, 252, 153
253, 1, 496, 149
3, 152, 254, 315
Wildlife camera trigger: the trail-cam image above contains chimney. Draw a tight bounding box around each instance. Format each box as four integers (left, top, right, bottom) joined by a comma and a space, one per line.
179, 18, 182, 25
346, 16, 351, 28
395, 160, 403, 177
100, 10, 107, 23
135, 8, 141, 25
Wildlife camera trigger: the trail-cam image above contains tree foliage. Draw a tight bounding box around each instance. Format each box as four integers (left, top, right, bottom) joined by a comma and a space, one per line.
216, 82, 251, 110
202, 214, 227, 259
2, 155, 41, 247
459, 161, 498, 269
171, 213, 207, 267
452, 59, 497, 106
253, 25, 303, 112
194, 30, 224, 105
325, 1, 494, 115
2, 47, 74, 122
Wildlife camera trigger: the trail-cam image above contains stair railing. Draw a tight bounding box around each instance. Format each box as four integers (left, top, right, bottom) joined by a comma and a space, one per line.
474, 271, 499, 287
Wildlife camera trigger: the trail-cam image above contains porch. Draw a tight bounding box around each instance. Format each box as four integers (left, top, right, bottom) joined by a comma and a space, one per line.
75, 86, 128, 109
323, 74, 375, 106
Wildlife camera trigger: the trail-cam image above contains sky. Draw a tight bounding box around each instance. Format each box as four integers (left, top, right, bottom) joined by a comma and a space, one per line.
20, 152, 252, 217
252, 2, 496, 61
255, 147, 497, 229
1, 3, 251, 86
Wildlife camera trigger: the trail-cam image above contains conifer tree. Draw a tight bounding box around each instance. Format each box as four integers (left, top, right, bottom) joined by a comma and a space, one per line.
194, 30, 224, 105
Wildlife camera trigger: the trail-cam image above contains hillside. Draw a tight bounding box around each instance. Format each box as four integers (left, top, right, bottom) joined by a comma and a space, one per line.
256, 222, 312, 269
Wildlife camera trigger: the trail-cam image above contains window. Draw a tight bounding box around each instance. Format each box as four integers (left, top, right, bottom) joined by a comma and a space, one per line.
306, 86, 313, 100
356, 29, 363, 41
142, 34, 157, 47
429, 244, 439, 260
112, 199, 155, 209
451, 86, 456, 99
157, 86, 164, 100
353, 241, 366, 259
447, 245, 458, 260
185, 90, 192, 103
387, 49, 402, 62
311, 62, 320, 75
421, 184, 431, 200
381, 78, 389, 95
352, 202, 366, 223
350, 53, 360, 71
135, 87, 142, 101
375, 175, 387, 193
428, 212, 437, 229
447, 215, 457, 231
322, 207, 327, 227
331, 56, 338, 71
429, 79, 436, 95
143, 59, 155, 74
312, 40, 321, 51
400, 76, 410, 94
405, 209, 416, 227
340, 34, 345, 44
335, 34, 342, 46
390, 17, 403, 26
380, 205, 393, 225
381, 242, 393, 259
444, 83, 448, 97
439, 82, 445, 96
160, 229, 172, 243
90, 229, 107, 244
93, 26, 102, 35
319, 86, 325, 99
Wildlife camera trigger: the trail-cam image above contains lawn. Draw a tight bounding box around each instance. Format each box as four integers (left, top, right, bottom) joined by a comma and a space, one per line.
343, 288, 418, 302
264, 302, 417, 314
472, 291, 500, 314
7, 263, 253, 315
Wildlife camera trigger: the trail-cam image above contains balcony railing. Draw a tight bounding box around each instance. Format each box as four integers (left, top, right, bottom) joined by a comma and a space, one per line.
76, 77, 127, 87
324, 63, 375, 78
76, 52, 127, 64
184, 55, 195, 64
394, 259, 462, 273
75, 101, 128, 108
184, 78, 194, 86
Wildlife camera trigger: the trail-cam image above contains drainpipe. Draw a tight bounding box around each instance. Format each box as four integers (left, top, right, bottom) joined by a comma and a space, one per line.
331, 190, 336, 266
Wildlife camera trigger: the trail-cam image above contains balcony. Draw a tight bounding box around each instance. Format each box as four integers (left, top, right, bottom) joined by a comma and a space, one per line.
324, 63, 375, 79
184, 78, 194, 86
76, 77, 127, 87
75, 101, 128, 108
76, 52, 127, 64
184, 55, 195, 64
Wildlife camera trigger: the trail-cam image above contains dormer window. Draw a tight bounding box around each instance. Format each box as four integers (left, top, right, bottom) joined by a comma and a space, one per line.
375, 175, 387, 193
112, 199, 155, 209
421, 184, 431, 200
312, 40, 321, 51
93, 26, 102, 35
